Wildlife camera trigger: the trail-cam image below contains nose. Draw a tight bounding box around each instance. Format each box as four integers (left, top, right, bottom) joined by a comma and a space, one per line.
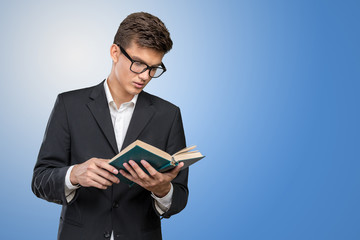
138, 69, 151, 82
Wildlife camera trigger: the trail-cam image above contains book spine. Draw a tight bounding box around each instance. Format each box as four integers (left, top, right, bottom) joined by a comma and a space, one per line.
171, 156, 177, 165
158, 162, 178, 172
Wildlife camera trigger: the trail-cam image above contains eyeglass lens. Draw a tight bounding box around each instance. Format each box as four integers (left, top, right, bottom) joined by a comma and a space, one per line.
130, 62, 164, 78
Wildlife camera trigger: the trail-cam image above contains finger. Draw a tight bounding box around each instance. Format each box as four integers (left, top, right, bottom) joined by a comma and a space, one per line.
175, 162, 184, 170
85, 179, 108, 190
140, 160, 159, 178
128, 160, 149, 180
95, 168, 120, 184
79, 171, 110, 189
168, 162, 184, 176
119, 169, 135, 181
89, 179, 108, 190
90, 171, 114, 187
123, 162, 139, 178
95, 159, 119, 174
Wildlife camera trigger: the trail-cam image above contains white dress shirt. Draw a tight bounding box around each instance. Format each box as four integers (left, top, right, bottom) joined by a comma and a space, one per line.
64, 79, 173, 239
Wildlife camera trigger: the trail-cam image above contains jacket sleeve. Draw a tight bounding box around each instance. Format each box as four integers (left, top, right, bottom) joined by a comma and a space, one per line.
157, 106, 189, 219
31, 94, 78, 205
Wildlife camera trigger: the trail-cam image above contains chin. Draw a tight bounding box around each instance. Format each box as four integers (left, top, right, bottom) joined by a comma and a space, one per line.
129, 88, 142, 96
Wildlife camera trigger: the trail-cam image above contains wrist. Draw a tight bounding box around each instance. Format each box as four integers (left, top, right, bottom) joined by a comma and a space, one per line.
70, 165, 79, 186
153, 183, 171, 198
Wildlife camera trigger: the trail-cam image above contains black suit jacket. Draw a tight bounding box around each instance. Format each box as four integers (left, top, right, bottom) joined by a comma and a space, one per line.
31, 81, 189, 240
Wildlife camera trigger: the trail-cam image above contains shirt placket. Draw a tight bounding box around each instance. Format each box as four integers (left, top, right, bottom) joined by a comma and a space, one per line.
114, 104, 129, 152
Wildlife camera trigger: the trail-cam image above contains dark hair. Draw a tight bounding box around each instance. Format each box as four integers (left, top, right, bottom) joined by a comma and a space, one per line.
113, 12, 173, 54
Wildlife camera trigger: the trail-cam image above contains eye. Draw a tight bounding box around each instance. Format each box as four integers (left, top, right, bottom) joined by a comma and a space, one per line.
131, 61, 147, 72
133, 61, 145, 67
150, 68, 157, 74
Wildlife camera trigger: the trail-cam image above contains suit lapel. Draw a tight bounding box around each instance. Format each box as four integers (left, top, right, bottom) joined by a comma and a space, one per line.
121, 91, 155, 150
87, 81, 118, 154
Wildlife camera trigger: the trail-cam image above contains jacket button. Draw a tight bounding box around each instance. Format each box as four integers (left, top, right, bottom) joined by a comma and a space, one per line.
113, 202, 119, 208
104, 231, 111, 239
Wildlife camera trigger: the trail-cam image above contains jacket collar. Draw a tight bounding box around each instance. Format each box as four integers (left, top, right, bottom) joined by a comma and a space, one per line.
87, 80, 155, 154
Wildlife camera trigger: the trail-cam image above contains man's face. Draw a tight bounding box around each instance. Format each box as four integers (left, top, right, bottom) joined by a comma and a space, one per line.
112, 41, 164, 98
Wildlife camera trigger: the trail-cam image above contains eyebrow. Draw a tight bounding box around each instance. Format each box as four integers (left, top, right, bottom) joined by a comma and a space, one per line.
131, 55, 162, 67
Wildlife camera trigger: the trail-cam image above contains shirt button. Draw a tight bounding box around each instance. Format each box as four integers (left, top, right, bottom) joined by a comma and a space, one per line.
113, 202, 119, 208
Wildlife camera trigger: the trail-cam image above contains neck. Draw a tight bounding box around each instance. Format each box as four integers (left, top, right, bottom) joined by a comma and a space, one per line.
107, 76, 134, 108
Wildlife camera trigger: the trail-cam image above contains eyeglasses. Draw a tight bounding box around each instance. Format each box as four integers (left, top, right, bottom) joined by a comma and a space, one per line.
116, 44, 166, 78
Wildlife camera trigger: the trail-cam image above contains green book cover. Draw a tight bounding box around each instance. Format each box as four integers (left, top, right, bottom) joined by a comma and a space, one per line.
109, 145, 175, 185
109, 140, 204, 186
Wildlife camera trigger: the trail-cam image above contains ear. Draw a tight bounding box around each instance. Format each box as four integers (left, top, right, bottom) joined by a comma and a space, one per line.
110, 44, 120, 63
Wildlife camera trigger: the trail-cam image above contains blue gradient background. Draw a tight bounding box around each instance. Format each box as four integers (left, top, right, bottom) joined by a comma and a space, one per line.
0, 0, 359, 239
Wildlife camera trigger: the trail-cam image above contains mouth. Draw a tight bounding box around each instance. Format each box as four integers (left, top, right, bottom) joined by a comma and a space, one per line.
133, 82, 145, 89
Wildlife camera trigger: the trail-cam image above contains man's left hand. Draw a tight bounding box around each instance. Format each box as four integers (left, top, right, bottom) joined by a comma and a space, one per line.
120, 160, 184, 197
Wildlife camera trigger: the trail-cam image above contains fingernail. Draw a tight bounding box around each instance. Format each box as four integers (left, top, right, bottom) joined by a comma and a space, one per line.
113, 169, 118, 174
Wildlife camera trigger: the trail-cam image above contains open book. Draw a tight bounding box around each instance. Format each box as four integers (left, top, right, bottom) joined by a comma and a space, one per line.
109, 140, 205, 185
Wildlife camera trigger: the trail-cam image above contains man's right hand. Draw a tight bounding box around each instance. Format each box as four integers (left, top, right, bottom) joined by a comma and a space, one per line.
70, 158, 120, 189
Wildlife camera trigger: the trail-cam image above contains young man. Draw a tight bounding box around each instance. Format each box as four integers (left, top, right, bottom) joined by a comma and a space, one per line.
32, 12, 189, 240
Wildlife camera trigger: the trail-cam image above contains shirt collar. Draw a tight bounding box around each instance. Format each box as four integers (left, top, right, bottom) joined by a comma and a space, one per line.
104, 79, 138, 109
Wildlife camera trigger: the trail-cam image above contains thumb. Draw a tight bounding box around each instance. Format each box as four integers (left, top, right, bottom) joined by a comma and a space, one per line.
173, 162, 184, 173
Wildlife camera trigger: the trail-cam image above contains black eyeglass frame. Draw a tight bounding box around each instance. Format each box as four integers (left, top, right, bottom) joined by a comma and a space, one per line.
116, 44, 167, 78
